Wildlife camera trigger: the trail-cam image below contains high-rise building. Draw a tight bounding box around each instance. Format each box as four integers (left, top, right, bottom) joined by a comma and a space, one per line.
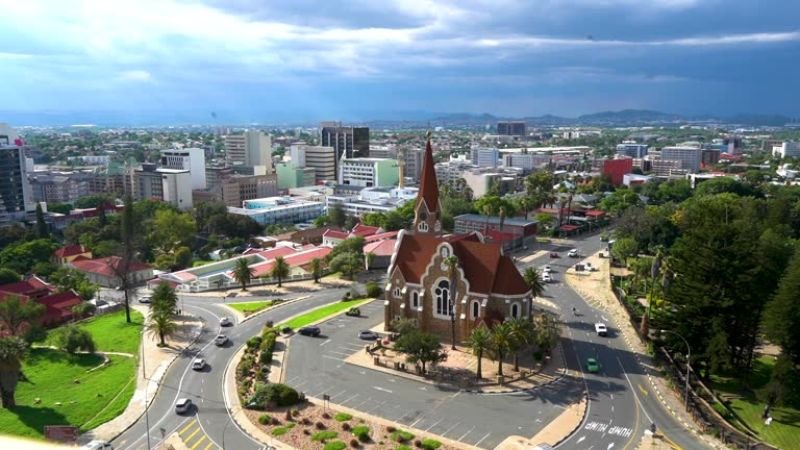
159, 168, 193, 210
773, 142, 800, 159
471, 148, 500, 168
319, 122, 370, 163
225, 130, 273, 171
276, 163, 316, 189
661, 146, 703, 173
161, 147, 207, 189
338, 158, 399, 188
497, 121, 527, 136
0, 124, 33, 223
290, 144, 335, 184
616, 143, 649, 159
502, 153, 551, 172
131, 163, 163, 200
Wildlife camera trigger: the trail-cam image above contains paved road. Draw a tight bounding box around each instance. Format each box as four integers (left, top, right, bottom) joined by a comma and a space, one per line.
112, 287, 351, 450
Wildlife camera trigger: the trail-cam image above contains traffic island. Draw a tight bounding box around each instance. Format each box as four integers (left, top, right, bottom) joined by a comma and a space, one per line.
495, 393, 587, 450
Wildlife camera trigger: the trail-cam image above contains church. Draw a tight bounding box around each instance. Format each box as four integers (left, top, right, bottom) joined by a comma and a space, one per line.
384, 138, 534, 344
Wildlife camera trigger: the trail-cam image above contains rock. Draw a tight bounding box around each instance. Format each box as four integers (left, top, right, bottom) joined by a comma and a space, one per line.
33, 398, 41, 404
55, 402, 62, 406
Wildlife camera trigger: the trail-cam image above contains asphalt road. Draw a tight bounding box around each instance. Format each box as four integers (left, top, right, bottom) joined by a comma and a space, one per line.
112, 287, 351, 450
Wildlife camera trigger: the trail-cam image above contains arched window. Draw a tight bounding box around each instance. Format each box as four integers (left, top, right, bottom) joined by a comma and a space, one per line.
393, 287, 401, 298
412, 291, 419, 308
471, 300, 480, 319
418, 222, 429, 232
434, 280, 451, 316
510, 302, 520, 319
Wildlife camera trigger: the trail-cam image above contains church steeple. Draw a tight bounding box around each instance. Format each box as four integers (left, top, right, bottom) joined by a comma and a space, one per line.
413, 134, 441, 233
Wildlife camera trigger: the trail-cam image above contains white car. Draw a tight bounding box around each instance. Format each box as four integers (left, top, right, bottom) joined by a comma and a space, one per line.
81, 441, 113, 450
192, 358, 206, 370
542, 265, 552, 274
568, 249, 579, 258
214, 334, 228, 346
138, 296, 151, 304
542, 273, 553, 283
595, 323, 608, 336
220, 317, 232, 327
175, 398, 193, 414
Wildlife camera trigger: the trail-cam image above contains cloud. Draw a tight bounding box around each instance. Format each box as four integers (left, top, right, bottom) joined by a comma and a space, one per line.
117, 70, 153, 82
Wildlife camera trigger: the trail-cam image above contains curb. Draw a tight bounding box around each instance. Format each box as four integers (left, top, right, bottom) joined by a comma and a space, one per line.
551, 392, 590, 448
237, 295, 312, 324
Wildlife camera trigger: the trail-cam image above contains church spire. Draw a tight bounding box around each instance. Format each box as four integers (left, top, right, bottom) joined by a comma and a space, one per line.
413, 133, 440, 233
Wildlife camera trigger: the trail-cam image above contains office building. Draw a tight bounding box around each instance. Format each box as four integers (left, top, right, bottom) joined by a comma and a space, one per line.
497, 121, 527, 136
338, 158, 399, 188
773, 142, 800, 159
471, 148, 500, 168
290, 144, 335, 183
319, 122, 370, 162
225, 130, 273, 171
363, 146, 423, 182
601, 158, 634, 186
130, 163, 163, 200
701, 149, 721, 167
29, 172, 91, 204
0, 124, 33, 223
229, 196, 324, 225
661, 146, 703, 173
194, 173, 278, 208
161, 147, 207, 189
616, 143, 649, 159
159, 168, 193, 210
462, 169, 519, 197
276, 163, 316, 189
502, 153, 551, 171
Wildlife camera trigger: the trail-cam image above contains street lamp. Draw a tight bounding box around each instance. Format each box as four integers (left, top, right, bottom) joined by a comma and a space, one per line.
660, 329, 691, 409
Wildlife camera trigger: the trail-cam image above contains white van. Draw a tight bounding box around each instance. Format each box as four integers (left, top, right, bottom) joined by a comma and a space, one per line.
81, 441, 113, 450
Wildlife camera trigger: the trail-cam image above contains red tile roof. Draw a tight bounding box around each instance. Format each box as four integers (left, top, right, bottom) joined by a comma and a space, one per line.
323, 229, 349, 240
364, 239, 396, 256
38, 291, 82, 325
70, 256, 152, 278
416, 139, 439, 213
364, 230, 399, 243
249, 246, 332, 277
255, 246, 297, 259
0, 277, 54, 299
350, 224, 381, 237
53, 244, 88, 258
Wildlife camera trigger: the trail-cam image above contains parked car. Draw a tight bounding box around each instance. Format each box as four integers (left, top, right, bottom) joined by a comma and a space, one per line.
542, 265, 552, 273
568, 249, 579, 258
214, 334, 228, 346
192, 358, 206, 370
138, 296, 151, 304
549, 252, 559, 258
175, 398, 193, 414
585, 358, 601, 374
585, 262, 595, 272
81, 440, 113, 450
600, 234, 610, 242
220, 317, 232, 327
542, 273, 553, 283
358, 330, 380, 340
345, 307, 361, 317
594, 323, 608, 337
298, 326, 321, 337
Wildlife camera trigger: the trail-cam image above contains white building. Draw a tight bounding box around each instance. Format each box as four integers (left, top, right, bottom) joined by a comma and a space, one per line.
159, 168, 193, 210
225, 130, 273, 171
660, 146, 702, 173
229, 196, 324, 225
773, 142, 800, 159
616, 143, 649, 159
338, 158, 398, 188
471, 147, 500, 168
290, 144, 336, 183
161, 147, 207, 190
502, 153, 551, 171
434, 160, 476, 185
67, 155, 111, 166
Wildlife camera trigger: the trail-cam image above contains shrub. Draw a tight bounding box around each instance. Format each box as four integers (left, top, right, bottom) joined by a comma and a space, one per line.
303, 429, 311, 435
342, 423, 351, 431
386, 426, 396, 433
390, 430, 414, 443
302, 417, 312, 425
334, 412, 352, 422
272, 417, 281, 426
316, 421, 327, 430
414, 439, 422, 448
352, 425, 370, 442
258, 414, 271, 425
349, 438, 360, 448
272, 426, 289, 436
323, 441, 346, 450
396, 446, 412, 450
246, 336, 262, 350
422, 438, 442, 450
246, 383, 301, 409
281, 326, 293, 334
365, 281, 382, 298
322, 412, 331, 419
52, 326, 96, 354
312, 430, 338, 442
259, 348, 273, 365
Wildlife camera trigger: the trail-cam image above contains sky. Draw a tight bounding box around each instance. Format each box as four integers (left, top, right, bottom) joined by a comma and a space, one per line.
1, 0, 799, 124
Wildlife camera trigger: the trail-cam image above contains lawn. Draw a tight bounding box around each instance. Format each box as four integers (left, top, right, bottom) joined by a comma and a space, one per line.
278, 299, 371, 330
712, 356, 800, 450
228, 300, 274, 317
46, 309, 144, 355
0, 348, 138, 438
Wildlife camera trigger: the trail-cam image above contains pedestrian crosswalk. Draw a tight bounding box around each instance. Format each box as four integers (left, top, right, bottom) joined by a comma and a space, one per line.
178, 418, 219, 450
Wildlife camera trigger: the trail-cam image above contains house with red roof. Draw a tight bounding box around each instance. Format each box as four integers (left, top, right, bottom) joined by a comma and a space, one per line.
52, 244, 92, 265
0, 277, 82, 328
69, 256, 154, 288
384, 138, 533, 345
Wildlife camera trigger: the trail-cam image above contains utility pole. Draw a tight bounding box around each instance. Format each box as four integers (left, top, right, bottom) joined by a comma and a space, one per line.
141, 339, 152, 450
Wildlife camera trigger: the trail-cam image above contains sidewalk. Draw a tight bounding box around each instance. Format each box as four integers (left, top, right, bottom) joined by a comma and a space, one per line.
81, 305, 203, 443
182, 277, 353, 299
495, 394, 587, 450
564, 253, 724, 449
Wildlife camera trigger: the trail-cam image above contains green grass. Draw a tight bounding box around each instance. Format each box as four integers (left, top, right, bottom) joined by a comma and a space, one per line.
712, 356, 800, 450
272, 424, 296, 436
0, 348, 138, 438
311, 430, 338, 442
46, 309, 144, 355
228, 301, 274, 316
333, 412, 352, 422
323, 441, 346, 450
390, 429, 414, 443
277, 299, 371, 330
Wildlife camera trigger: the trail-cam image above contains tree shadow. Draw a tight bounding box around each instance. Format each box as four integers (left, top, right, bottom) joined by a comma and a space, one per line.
5, 404, 71, 438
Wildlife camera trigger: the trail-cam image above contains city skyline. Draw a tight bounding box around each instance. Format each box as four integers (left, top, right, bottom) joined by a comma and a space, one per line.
1, 0, 799, 124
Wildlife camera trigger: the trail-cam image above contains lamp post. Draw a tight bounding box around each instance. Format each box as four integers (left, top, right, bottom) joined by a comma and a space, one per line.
140, 338, 152, 450
660, 329, 691, 409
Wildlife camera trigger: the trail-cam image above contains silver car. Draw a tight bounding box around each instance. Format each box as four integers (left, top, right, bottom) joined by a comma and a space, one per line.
175, 398, 193, 414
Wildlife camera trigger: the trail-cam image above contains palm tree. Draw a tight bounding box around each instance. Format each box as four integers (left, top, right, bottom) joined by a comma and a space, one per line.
0, 336, 29, 408
271, 256, 290, 288
508, 318, 535, 372
365, 252, 375, 271
444, 255, 460, 350
309, 258, 323, 283
489, 322, 514, 378
468, 326, 491, 380
522, 268, 546, 298
233, 258, 254, 291
146, 313, 178, 347
535, 314, 559, 355
151, 282, 178, 318
0, 295, 44, 337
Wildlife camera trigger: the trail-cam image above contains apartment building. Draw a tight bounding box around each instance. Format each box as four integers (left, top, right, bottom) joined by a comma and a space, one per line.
161, 147, 207, 189
338, 158, 399, 188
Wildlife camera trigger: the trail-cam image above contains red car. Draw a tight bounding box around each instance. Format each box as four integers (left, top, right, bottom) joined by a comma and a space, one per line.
549, 252, 559, 258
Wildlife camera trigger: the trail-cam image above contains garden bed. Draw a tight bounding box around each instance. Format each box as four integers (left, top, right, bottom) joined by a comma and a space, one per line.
229, 300, 276, 317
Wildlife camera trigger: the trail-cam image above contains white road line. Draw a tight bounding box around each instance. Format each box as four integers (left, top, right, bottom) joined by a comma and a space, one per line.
410, 417, 425, 428
329, 390, 347, 400
607, 443, 615, 449
320, 339, 332, 346
442, 422, 461, 436
321, 355, 342, 361
425, 418, 444, 432
577, 436, 586, 444
474, 432, 491, 447
373, 386, 393, 394
617, 356, 653, 424
341, 393, 359, 404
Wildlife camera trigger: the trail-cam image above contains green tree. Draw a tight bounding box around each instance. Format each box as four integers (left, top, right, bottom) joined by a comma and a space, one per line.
35, 203, 48, 238
599, 187, 642, 217
146, 312, 178, 347
150, 209, 196, 254
468, 325, 491, 380
313, 215, 330, 228
522, 267, 545, 298
508, 318, 535, 372
0, 296, 45, 337
763, 248, 800, 366
151, 282, 178, 318
0, 239, 58, 275
233, 258, 254, 291
394, 330, 447, 375
0, 336, 29, 408
328, 237, 365, 260
271, 256, 290, 287
117, 194, 136, 323
329, 252, 362, 280
489, 322, 514, 378
71, 302, 94, 320
329, 203, 346, 228
0, 269, 21, 285
52, 325, 96, 354
49, 267, 98, 301
610, 237, 639, 264
309, 258, 323, 283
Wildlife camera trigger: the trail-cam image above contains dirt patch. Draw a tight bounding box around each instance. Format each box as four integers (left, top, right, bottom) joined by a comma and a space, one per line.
245, 403, 461, 450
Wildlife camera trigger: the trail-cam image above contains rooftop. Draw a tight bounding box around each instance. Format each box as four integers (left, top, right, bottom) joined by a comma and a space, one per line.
454, 214, 536, 227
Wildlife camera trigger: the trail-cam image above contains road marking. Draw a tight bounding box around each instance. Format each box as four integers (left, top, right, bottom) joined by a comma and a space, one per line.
179, 420, 197, 435
373, 386, 393, 394
183, 426, 201, 443
425, 418, 444, 432
577, 436, 586, 444
202, 441, 214, 450
341, 393, 359, 404
322, 355, 342, 361
190, 435, 207, 449
607, 426, 633, 438
474, 432, 491, 447
410, 417, 424, 427
442, 421, 461, 435
617, 357, 653, 424
608, 443, 615, 449
320, 339, 332, 346
638, 384, 649, 396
